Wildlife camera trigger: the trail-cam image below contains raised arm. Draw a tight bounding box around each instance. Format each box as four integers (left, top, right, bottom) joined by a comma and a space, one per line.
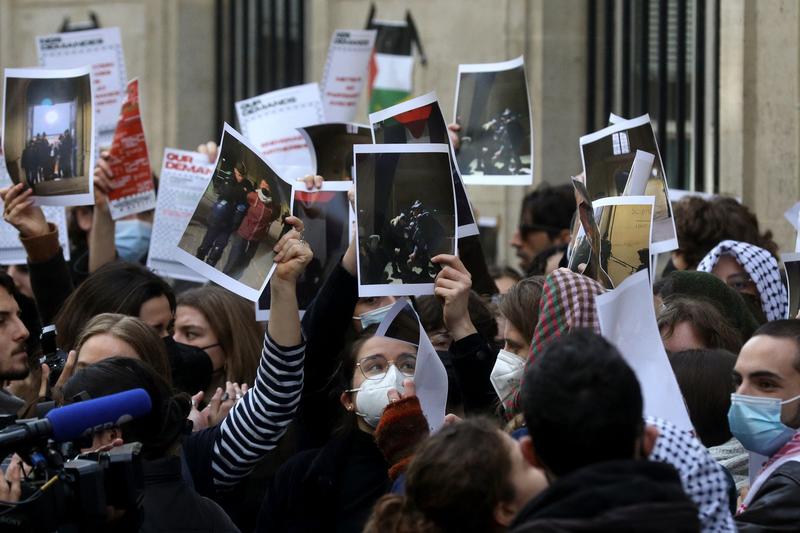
211, 216, 311, 488
88, 151, 117, 273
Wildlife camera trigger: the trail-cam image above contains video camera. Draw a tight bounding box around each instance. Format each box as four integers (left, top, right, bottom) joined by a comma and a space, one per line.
0, 389, 152, 532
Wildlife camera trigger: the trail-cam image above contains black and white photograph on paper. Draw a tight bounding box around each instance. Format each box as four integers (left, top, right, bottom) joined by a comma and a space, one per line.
354, 143, 457, 297
593, 196, 655, 289
579, 114, 677, 253
369, 91, 478, 238
256, 182, 353, 320
782, 253, 800, 319
2, 66, 94, 206
298, 122, 371, 181
453, 56, 533, 186
175, 123, 293, 301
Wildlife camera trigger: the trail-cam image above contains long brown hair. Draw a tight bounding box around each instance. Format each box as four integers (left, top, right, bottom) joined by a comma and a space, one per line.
74, 313, 172, 383
177, 285, 263, 386
498, 276, 545, 344
364, 418, 516, 533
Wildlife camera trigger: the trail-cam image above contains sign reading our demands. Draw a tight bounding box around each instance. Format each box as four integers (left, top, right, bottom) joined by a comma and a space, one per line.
320, 29, 377, 122
36, 27, 127, 147
146, 148, 214, 282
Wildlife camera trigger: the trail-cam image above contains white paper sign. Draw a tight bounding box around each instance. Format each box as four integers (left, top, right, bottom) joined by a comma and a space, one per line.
622, 150, 655, 196
320, 29, 376, 123
596, 270, 693, 431
235, 83, 324, 181
376, 299, 448, 432
146, 148, 213, 282
36, 27, 127, 148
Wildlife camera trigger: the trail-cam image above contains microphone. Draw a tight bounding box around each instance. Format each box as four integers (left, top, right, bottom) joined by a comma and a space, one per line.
0, 388, 152, 453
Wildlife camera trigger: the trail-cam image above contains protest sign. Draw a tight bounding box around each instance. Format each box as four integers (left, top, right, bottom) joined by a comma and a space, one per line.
596, 270, 693, 431
106, 79, 155, 220
36, 27, 126, 148
320, 29, 376, 122
147, 148, 214, 282
453, 56, 533, 186
174, 124, 293, 301
2, 66, 94, 206
354, 143, 456, 297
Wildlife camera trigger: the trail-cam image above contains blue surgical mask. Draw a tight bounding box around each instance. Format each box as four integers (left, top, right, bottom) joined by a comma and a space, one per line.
115, 219, 153, 263
353, 303, 394, 330
728, 392, 800, 457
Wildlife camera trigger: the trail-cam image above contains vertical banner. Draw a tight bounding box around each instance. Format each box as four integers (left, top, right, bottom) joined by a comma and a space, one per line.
107, 79, 155, 220
320, 29, 377, 122
36, 27, 127, 148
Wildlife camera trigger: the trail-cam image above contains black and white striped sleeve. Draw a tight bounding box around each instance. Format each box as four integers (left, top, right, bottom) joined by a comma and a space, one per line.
211, 332, 304, 488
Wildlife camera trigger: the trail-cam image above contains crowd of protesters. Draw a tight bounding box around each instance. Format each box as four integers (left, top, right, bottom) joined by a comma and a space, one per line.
0, 111, 797, 533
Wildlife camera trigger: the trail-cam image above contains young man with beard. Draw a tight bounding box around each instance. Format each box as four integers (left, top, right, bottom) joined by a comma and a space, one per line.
0, 271, 31, 415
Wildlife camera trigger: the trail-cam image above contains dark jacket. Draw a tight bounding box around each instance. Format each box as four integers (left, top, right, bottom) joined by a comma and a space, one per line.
140, 456, 239, 532
257, 429, 389, 533
735, 460, 800, 532
297, 261, 360, 449
510, 460, 699, 532
449, 332, 499, 415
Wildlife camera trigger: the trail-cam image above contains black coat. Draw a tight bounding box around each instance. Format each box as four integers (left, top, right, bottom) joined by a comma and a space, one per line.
510, 460, 699, 532
257, 429, 389, 533
140, 456, 238, 532
735, 460, 800, 532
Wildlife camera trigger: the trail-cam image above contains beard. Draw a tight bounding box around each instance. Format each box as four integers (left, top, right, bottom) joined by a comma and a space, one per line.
0, 344, 31, 381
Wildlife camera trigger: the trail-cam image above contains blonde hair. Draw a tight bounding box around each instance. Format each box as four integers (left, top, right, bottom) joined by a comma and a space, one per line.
75, 313, 172, 383
177, 286, 263, 386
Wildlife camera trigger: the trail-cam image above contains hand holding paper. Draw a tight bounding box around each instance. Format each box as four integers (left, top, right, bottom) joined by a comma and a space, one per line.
0, 183, 49, 239
272, 215, 312, 284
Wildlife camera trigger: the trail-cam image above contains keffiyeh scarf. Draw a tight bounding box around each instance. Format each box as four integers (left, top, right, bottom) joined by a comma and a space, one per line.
697, 240, 787, 322
505, 268, 605, 414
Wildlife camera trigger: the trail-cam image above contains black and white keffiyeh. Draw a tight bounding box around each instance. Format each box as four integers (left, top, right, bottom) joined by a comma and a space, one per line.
697, 240, 787, 322
647, 416, 735, 532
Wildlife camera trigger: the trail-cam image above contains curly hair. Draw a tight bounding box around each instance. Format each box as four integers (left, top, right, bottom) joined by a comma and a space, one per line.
673, 196, 778, 269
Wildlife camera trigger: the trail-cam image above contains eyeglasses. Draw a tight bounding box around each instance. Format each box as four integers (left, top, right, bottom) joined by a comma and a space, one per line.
726, 273, 756, 292
356, 353, 417, 380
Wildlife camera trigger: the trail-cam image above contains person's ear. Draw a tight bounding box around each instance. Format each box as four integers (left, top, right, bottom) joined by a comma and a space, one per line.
671, 251, 688, 270
519, 435, 544, 469
340, 391, 355, 412
641, 424, 660, 457
493, 500, 517, 527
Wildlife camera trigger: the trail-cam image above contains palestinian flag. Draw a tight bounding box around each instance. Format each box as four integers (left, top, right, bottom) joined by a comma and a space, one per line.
366, 8, 426, 113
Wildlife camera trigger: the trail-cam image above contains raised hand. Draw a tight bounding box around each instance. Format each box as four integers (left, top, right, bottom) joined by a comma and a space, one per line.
0, 183, 49, 238
197, 141, 219, 164
432, 254, 477, 341
272, 215, 313, 283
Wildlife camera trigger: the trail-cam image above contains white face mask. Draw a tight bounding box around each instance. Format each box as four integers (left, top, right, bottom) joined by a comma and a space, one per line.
349, 366, 408, 427
490, 349, 526, 404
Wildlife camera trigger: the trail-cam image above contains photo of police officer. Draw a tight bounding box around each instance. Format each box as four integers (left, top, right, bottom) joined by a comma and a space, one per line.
177, 128, 292, 291
355, 146, 456, 293
453, 60, 532, 181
